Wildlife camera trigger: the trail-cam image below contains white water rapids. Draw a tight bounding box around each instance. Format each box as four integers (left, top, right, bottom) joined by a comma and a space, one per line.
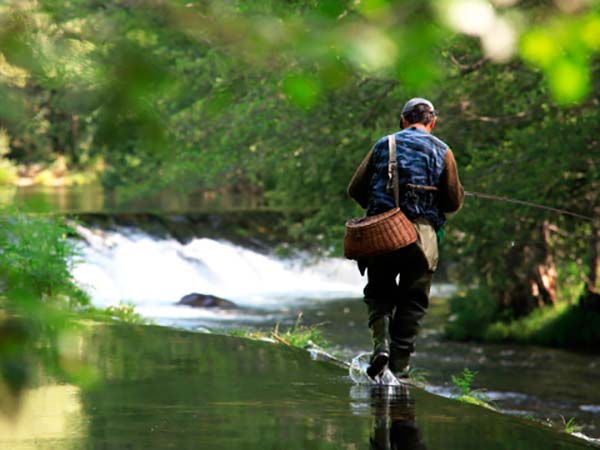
71, 225, 366, 322
71, 225, 456, 325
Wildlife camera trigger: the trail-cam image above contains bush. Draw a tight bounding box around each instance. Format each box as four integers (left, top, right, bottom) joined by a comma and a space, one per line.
0, 207, 88, 307
445, 287, 499, 340
0, 208, 91, 405
484, 302, 600, 351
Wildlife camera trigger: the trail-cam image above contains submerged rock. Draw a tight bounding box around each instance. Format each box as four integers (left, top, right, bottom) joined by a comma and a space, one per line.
177, 293, 237, 309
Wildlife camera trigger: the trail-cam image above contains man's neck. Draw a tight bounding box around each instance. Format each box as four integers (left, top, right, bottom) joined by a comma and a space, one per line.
407, 123, 430, 133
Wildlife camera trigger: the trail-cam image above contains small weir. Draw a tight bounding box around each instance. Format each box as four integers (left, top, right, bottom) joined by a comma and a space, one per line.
71, 224, 365, 316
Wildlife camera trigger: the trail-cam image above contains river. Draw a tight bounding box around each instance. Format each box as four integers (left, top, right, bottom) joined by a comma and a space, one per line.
68, 222, 600, 441
3, 185, 600, 442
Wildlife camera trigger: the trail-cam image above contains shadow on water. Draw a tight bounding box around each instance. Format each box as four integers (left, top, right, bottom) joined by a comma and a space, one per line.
351, 384, 426, 450
0, 324, 594, 449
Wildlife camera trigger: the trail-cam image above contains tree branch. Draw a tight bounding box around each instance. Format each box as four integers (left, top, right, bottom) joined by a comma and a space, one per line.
448, 53, 489, 77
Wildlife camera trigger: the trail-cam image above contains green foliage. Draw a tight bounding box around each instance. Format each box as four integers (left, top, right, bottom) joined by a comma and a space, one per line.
441, 39, 600, 316
0, 207, 149, 409
445, 288, 500, 341
227, 314, 329, 350
0, 207, 92, 402
561, 416, 583, 435
407, 367, 429, 385
446, 289, 600, 351
0, 0, 598, 197
451, 368, 495, 410
0, 206, 87, 305
0, 0, 598, 350
451, 368, 478, 397
274, 320, 328, 349
484, 302, 600, 351
0, 129, 17, 185
82, 302, 150, 325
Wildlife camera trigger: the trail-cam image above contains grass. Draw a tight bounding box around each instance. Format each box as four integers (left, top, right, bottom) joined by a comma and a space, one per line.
407, 367, 429, 384
449, 369, 590, 439
451, 368, 496, 410
78, 302, 151, 325
483, 302, 600, 351
446, 288, 600, 352
227, 313, 329, 349
561, 416, 583, 434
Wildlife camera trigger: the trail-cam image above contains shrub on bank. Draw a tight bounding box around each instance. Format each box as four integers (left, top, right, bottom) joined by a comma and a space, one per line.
0, 207, 146, 410
0, 207, 88, 307
485, 303, 600, 351
446, 288, 600, 351
445, 287, 500, 340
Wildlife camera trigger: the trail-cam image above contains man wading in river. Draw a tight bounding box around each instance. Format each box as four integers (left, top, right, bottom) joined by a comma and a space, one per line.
348, 98, 464, 379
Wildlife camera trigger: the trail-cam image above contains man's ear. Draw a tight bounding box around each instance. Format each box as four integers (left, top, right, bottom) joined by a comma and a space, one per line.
400, 116, 407, 129
428, 116, 437, 132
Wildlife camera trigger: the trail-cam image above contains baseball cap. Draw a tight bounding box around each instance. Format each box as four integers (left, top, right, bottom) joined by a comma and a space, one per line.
401, 97, 435, 115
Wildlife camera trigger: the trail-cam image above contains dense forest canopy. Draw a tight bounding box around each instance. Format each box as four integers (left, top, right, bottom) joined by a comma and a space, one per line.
0, 0, 599, 343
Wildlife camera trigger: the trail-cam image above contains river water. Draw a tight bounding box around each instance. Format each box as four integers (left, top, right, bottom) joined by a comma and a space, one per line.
3, 186, 600, 443
68, 224, 600, 441
0, 324, 595, 450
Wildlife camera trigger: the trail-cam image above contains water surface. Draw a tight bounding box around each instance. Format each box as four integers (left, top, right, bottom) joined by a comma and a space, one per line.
0, 324, 594, 450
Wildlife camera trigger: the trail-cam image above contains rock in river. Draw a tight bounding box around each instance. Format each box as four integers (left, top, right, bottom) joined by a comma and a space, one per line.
177, 293, 237, 309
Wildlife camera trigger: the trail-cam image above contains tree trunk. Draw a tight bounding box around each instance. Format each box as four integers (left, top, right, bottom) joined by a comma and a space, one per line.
590, 204, 600, 292
533, 220, 557, 307
70, 114, 80, 165
502, 221, 557, 316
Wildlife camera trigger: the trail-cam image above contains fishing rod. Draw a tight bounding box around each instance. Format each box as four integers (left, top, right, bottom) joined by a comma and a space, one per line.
464, 190, 593, 222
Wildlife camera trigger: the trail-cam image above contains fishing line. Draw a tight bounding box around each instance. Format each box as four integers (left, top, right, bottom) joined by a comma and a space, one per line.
465, 190, 593, 222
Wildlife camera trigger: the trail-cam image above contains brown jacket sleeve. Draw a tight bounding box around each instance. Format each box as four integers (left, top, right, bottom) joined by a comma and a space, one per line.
439, 148, 464, 213
347, 147, 374, 209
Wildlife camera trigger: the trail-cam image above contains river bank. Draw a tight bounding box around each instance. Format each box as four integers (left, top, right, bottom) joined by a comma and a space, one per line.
446, 289, 600, 352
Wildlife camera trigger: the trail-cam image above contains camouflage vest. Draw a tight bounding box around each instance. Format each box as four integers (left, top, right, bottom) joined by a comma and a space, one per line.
367, 127, 448, 230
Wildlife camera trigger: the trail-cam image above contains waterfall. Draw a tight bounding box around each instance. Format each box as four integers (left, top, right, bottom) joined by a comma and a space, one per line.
71, 225, 365, 320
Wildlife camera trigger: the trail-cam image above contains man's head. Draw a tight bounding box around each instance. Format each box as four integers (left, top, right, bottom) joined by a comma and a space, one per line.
400, 97, 437, 132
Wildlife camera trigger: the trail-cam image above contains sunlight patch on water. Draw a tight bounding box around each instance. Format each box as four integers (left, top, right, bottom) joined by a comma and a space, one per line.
0, 384, 84, 447
580, 405, 600, 414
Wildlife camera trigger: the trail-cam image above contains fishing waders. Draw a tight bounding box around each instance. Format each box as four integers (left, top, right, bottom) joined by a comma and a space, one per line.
367, 316, 391, 379
364, 222, 437, 380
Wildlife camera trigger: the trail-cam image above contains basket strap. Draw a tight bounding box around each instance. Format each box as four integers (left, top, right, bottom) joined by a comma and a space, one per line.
386, 134, 400, 208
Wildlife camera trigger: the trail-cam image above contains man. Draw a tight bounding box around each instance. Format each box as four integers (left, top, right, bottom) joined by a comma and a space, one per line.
347, 97, 464, 380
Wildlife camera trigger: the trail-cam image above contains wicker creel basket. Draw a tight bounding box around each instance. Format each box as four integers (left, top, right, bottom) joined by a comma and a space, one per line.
343, 207, 417, 259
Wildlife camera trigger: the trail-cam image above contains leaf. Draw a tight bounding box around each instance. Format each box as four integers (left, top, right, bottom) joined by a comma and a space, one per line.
282, 74, 321, 109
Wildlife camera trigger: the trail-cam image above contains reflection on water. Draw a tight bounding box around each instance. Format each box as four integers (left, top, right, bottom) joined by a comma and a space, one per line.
298, 298, 600, 440
351, 385, 426, 450
0, 384, 84, 449
0, 185, 264, 213
0, 324, 593, 450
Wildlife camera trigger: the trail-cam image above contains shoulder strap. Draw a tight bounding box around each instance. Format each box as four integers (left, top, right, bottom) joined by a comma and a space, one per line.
386, 134, 400, 207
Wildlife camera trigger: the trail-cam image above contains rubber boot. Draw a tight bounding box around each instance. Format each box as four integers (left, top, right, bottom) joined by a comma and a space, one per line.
389, 348, 411, 379
367, 316, 390, 380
